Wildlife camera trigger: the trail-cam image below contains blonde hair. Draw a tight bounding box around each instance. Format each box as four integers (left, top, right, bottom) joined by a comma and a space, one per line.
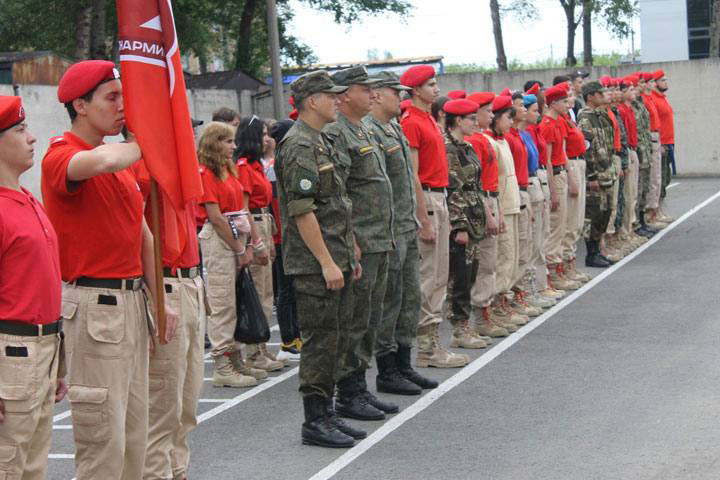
197, 121, 237, 180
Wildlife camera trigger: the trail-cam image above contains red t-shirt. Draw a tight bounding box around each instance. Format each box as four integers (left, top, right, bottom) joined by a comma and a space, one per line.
538, 115, 567, 167
196, 166, 245, 225
651, 91, 674, 144
527, 124, 549, 168
237, 158, 272, 209
641, 94, 661, 132
132, 160, 200, 269
400, 105, 449, 188
41, 132, 145, 282
561, 114, 587, 158
0, 187, 61, 324
617, 103, 638, 148
466, 132, 498, 192
506, 128, 529, 188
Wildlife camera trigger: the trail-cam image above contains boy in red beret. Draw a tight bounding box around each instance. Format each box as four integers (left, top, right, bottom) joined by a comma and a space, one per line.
638, 73, 666, 229
650, 70, 675, 222
0, 96, 67, 479
41, 60, 178, 479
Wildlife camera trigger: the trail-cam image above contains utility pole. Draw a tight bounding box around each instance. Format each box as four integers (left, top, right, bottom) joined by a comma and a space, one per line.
266, 0, 284, 119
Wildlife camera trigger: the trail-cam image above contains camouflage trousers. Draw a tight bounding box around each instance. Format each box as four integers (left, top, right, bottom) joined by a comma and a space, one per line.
660, 144, 673, 200
584, 187, 613, 242
636, 164, 651, 214
376, 230, 421, 357
447, 233, 482, 327
337, 251, 389, 380
614, 176, 625, 233
294, 270, 354, 399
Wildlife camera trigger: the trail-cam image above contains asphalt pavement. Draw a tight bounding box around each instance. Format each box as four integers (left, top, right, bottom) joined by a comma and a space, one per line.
47, 177, 720, 480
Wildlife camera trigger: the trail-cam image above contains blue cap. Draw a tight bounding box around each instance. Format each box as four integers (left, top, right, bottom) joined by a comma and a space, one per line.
523, 94, 538, 107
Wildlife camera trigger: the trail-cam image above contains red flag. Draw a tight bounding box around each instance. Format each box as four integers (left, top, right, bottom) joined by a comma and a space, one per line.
116, 0, 203, 267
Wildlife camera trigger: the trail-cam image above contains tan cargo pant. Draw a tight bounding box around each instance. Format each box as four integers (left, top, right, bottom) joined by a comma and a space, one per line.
470, 196, 499, 307
62, 283, 150, 480
144, 273, 206, 480
545, 170, 568, 265
562, 159, 586, 260
515, 191, 532, 287
418, 191, 450, 328
496, 213, 519, 294
528, 176, 548, 290
249, 213, 274, 328
199, 222, 243, 357
0, 331, 61, 480
607, 155, 623, 234
621, 149, 639, 235
647, 132, 662, 210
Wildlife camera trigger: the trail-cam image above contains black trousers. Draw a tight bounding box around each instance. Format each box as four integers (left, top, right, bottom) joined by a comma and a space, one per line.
273, 243, 300, 343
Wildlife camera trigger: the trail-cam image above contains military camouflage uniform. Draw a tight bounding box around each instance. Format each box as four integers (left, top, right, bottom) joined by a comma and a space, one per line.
444, 133, 486, 328
632, 99, 653, 216
611, 105, 629, 232
578, 105, 615, 242
324, 106, 394, 380
276, 118, 356, 399
364, 114, 421, 356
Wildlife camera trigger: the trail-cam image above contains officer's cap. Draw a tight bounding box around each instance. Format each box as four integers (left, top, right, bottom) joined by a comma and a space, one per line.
582, 81, 605, 98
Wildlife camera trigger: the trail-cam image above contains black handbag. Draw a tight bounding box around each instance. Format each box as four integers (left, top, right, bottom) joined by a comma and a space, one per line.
233, 268, 271, 343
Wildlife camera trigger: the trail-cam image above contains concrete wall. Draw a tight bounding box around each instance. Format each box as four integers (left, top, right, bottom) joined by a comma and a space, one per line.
436, 59, 720, 177
0, 84, 239, 200
640, 0, 689, 63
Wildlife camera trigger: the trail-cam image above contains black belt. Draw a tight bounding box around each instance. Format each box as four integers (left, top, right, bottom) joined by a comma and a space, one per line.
73, 277, 143, 291
163, 266, 200, 279
0, 320, 62, 337
529, 173, 537, 178
519, 186, 528, 192
250, 207, 270, 214
553, 166, 566, 175
422, 186, 446, 193
520, 204, 527, 210
483, 191, 499, 198
568, 156, 582, 161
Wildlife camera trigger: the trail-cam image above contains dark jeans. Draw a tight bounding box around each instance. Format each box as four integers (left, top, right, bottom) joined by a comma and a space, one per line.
273, 243, 300, 343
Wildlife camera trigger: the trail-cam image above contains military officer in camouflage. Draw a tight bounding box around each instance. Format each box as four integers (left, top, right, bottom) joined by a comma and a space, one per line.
631, 83, 658, 238
275, 70, 364, 448
365, 71, 438, 396
324, 65, 398, 421
578, 81, 616, 268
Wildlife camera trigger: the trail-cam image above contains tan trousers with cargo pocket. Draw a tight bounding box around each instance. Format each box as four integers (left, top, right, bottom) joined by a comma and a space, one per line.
545, 170, 568, 265
515, 191, 532, 287
496, 213, 519, 294
470, 196, 499, 307
248, 213, 274, 328
621, 149, 639, 235
418, 191, 450, 328
562, 158, 586, 260
0, 331, 61, 480
62, 283, 150, 480
647, 132, 662, 210
144, 273, 206, 480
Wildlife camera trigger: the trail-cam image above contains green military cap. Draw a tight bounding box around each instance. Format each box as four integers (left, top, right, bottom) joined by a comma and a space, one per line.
370, 70, 412, 91
291, 70, 348, 104
582, 81, 605, 97
331, 65, 381, 87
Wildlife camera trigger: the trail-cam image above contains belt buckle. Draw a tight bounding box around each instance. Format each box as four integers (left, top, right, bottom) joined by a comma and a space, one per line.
37, 324, 44, 336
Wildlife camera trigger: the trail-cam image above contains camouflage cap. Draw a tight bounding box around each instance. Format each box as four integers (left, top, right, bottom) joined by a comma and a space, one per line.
331, 65, 381, 87
290, 70, 348, 104
370, 71, 412, 91
582, 81, 605, 98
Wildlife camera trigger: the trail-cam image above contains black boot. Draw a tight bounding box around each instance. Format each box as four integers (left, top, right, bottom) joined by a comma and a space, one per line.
325, 398, 367, 440
637, 211, 657, 237
395, 346, 438, 389
355, 371, 399, 414
585, 240, 611, 268
335, 374, 385, 421
301, 395, 354, 448
376, 354, 422, 396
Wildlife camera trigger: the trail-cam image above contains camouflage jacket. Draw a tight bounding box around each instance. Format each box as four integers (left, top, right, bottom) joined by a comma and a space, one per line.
577, 106, 615, 187
632, 99, 652, 168
324, 113, 394, 254
610, 106, 629, 170
364, 114, 417, 236
444, 133, 486, 240
275, 119, 355, 275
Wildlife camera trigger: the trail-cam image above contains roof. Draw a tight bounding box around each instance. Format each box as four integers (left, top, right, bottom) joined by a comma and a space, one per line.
286, 55, 444, 72
185, 70, 266, 91
0, 51, 73, 63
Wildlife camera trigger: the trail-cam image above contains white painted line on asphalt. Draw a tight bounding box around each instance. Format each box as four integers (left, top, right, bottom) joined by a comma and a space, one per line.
53, 425, 72, 430
198, 398, 228, 403
667, 182, 680, 189
53, 410, 71, 423
308, 189, 720, 480
48, 454, 74, 459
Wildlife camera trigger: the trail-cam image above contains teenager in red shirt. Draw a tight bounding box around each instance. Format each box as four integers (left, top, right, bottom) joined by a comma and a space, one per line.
651, 70, 675, 222
639, 73, 664, 226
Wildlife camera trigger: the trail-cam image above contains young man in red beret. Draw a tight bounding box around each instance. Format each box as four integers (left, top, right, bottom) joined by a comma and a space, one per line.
400, 65, 468, 368
0, 96, 67, 480
638, 73, 666, 229
41, 60, 178, 479
651, 70, 675, 222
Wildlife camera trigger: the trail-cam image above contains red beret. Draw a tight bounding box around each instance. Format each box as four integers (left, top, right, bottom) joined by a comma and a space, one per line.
499, 87, 512, 97
525, 83, 540, 95
288, 109, 299, 121
443, 99, 479, 116
447, 90, 466, 100
400, 65, 435, 88
599, 76, 612, 88
653, 69, 665, 81
58, 60, 120, 103
544, 85, 568, 104
467, 92, 495, 107
0, 96, 25, 132
400, 99, 413, 112
623, 75, 639, 87
491, 95, 512, 112
557, 82, 570, 92
288, 96, 295, 107
639, 72, 654, 82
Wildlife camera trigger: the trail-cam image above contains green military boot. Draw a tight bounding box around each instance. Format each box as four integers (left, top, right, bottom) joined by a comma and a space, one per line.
213, 352, 258, 388
415, 324, 469, 368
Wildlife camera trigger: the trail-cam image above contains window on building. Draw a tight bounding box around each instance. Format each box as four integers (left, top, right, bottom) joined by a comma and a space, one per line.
687, 0, 711, 58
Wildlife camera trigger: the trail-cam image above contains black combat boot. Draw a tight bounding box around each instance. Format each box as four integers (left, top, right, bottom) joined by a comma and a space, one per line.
335, 374, 385, 421
636, 211, 657, 238
324, 398, 367, 440
376, 353, 422, 396
301, 395, 354, 448
396, 345, 438, 389
356, 371, 399, 414
585, 240, 612, 268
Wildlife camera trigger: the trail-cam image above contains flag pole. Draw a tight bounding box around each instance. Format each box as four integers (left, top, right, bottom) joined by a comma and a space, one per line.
150, 179, 167, 344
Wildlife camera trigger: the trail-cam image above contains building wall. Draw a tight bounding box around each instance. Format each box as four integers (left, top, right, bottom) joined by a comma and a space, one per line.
640, 0, 690, 62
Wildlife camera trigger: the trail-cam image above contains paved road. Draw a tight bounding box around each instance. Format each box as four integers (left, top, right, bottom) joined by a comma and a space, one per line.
47, 178, 720, 480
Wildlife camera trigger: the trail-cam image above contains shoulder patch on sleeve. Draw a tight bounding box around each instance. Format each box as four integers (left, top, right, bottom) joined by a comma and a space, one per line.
50, 136, 67, 146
